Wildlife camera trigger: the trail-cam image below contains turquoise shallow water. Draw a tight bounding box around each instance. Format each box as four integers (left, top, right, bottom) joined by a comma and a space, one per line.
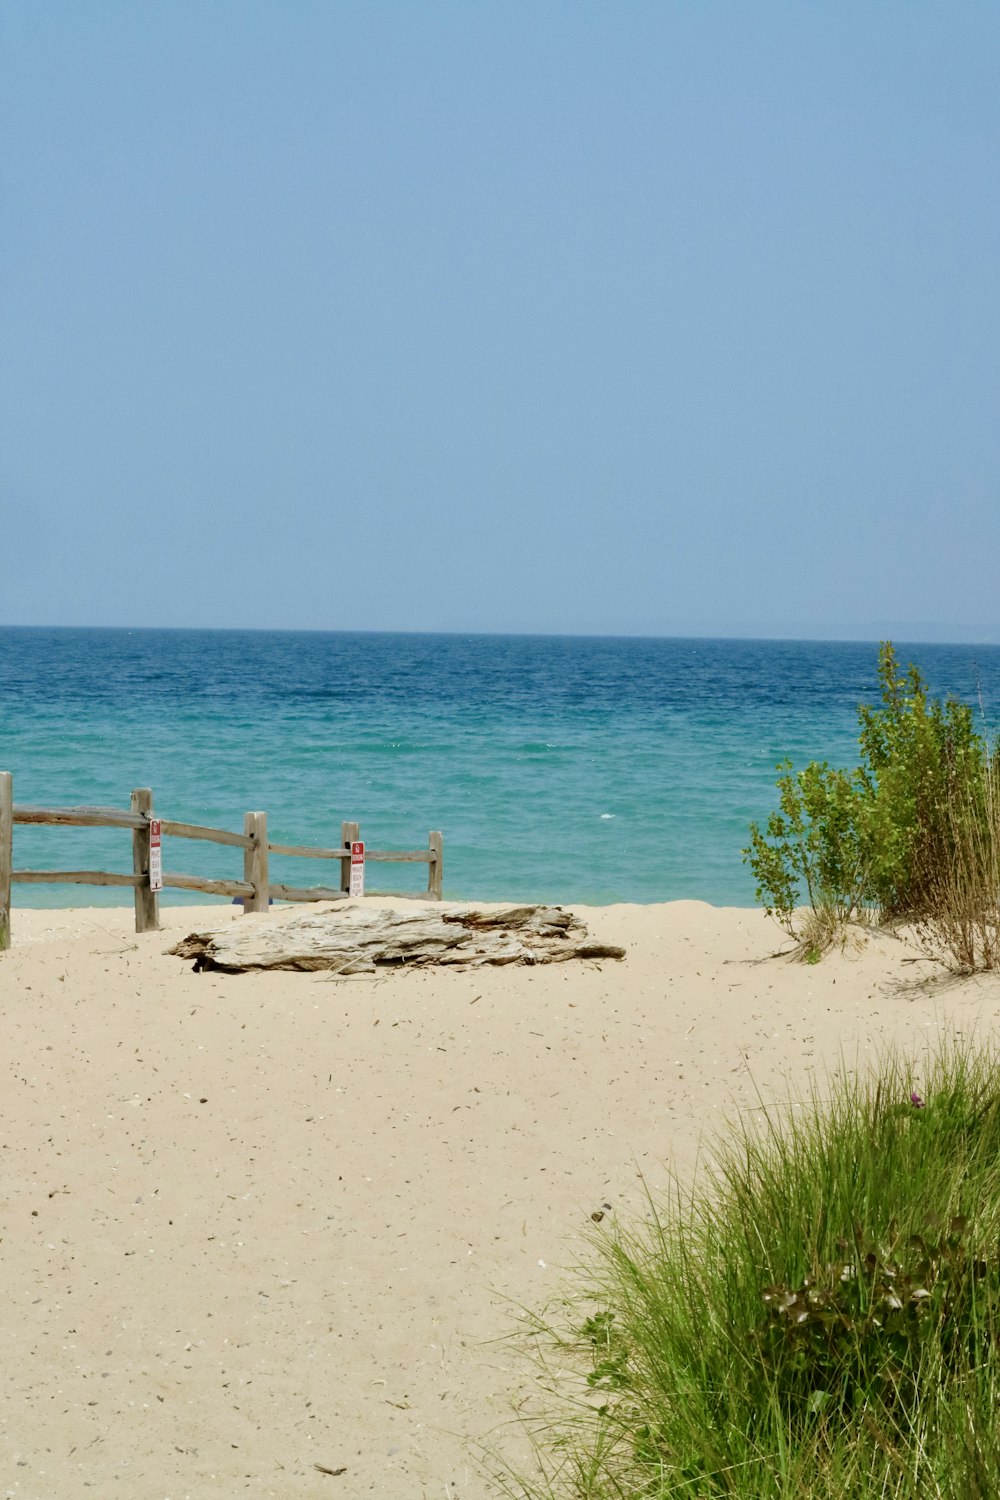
2, 629, 998, 908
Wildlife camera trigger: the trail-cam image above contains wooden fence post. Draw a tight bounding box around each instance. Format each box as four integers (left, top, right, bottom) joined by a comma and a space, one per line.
428, 830, 443, 900
243, 811, 269, 912
340, 820, 359, 894
0, 772, 12, 950
131, 787, 159, 934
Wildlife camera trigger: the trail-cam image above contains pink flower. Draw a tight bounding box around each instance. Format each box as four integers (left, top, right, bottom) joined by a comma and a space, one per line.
910, 1092, 925, 1108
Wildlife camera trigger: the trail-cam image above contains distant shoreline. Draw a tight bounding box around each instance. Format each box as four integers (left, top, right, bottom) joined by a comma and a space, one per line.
2, 621, 999, 646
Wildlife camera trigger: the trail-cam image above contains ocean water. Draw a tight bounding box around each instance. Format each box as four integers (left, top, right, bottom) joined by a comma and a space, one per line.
1, 628, 998, 909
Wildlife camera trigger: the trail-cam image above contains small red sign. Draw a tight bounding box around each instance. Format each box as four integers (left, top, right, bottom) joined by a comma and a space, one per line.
349, 840, 365, 897
149, 818, 163, 893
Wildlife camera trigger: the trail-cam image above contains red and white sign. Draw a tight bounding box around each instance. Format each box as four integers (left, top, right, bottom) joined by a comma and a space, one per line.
349, 840, 365, 898
148, 818, 163, 893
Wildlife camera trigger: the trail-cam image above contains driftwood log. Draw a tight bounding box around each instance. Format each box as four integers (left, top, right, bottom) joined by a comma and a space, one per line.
170, 904, 626, 975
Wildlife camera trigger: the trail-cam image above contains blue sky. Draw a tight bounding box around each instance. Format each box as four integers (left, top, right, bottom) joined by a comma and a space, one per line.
2, 2, 998, 638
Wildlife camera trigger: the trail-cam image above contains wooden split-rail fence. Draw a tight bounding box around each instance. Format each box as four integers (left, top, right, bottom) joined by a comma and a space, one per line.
0, 771, 442, 950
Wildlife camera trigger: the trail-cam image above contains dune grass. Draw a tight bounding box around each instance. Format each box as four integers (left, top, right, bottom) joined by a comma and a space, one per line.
501, 1041, 1000, 1499
912, 754, 1000, 973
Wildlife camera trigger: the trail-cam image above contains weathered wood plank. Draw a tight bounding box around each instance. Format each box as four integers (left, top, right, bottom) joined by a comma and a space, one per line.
340, 821, 359, 894
132, 788, 159, 933
12, 869, 142, 887
159, 819, 251, 849
428, 830, 443, 899
267, 842, 428, 862
270, 883, 347, 902
162, 872, 255, 899
243, 811, 269, 913
267, 842, 351, 860
0, 772, 13, 950
364, 850, 430, 863
13, 804, 145, 830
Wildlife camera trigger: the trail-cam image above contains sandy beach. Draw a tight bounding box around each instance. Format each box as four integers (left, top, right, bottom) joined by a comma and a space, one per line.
2, 898, 998, 1498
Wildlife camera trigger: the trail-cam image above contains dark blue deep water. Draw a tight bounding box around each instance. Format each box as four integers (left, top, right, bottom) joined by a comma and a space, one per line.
2, 629, 998, 907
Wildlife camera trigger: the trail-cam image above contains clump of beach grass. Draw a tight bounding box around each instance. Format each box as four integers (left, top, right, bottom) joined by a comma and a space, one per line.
498, 1040, 1000, 1499
911, 750, 1000, 973
794, 899, 874, 965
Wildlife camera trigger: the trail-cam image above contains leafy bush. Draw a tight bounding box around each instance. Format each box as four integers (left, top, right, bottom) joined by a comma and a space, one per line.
854, 645, 991, 917
742, 758, 866, 941
743, 643, 998, 960
501, 1042, 1000, 1499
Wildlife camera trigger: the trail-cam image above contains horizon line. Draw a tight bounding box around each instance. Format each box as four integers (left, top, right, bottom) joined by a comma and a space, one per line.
2, 622, 999, 649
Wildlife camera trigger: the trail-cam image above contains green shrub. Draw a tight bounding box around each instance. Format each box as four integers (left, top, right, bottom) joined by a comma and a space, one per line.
743, 643, 997, 951
855, 644, 990, 917
501, 1042, 1000, 1499
743, 758, 866, 938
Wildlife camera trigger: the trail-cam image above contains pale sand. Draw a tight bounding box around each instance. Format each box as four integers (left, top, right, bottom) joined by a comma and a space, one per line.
2, 899, 998, 1498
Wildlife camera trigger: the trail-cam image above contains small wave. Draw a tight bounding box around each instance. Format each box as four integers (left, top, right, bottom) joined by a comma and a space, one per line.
599, 812, 616, 819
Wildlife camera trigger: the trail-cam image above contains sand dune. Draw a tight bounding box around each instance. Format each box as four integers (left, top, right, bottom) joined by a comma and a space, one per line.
2, 899, 996, 1497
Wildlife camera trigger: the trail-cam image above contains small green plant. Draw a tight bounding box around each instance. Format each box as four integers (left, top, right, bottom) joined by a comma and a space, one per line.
756, 1214, 999, 1430
580, 1310, 632, 1393
743, 644, 997, 962
499, 1041, 1000, 1500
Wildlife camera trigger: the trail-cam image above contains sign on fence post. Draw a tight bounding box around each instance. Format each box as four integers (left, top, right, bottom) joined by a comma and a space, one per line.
349, 840, 365, 897
148, 818, 163, 893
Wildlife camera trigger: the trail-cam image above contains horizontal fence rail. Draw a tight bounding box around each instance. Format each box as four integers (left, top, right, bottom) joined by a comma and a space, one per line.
0, 771, 442, 949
